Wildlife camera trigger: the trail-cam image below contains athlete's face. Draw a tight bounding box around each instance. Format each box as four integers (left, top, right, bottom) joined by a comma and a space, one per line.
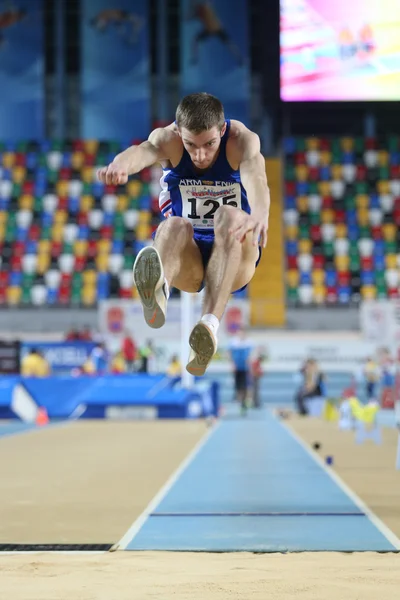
179, 124, 226, 169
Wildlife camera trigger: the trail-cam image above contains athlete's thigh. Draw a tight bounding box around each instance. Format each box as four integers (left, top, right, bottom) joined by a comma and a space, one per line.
170, 238, 204, 293
231, 231, 260, 292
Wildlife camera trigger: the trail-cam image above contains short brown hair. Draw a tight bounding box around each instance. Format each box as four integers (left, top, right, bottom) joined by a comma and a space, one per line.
175, 93, 225, 133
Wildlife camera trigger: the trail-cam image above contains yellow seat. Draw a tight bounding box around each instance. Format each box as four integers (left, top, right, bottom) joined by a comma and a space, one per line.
82, 285, 97, 306
335, 255, 350, 271
287, 269, 299, 287
285, 224, 298, 240
341, 137, 354, 152
81, 166, 94, 184
13, 166, 26, 184
96, 254, 109, 272
295, 165, 308, 182
321, 209, 334, 224
37, 254, 50, 275
306, 137, 319, 150
318, 182, 331, 196
54, 210, 68, 225
80, 195, 94, 212
84, 140, 99, 154
313, 284, 326, 304
82, 270, 97, 286
361, 285, 376, 300
19, 194, 34, 210
383, 223, 396, 241
0, 224, 5, 242
56, 180, 69, 197
136, 224, 151, 241
132, 286, 139, 299
71, 151, 85, 170
312, 269, 325, 285
74, 240, 88, 257
357, 208, 369, 226
355, 194, 369, 209
127, 180, 142, 198
377, 180, 390, 194
97, 239, 111, 254
38, 240, 51, 254
319, 151, 332, 166
296, 195, 308, 213
335, 223, 348, 238
6, 286, 21, 306
385, 254, 397, 269
298, 239, 312, 253
378, 150, 389, 167
51, 224, 64, 242
2, 152, 15, 169
0, 212, 7, 225
138, 210, 151, 224
331, 165, 342, 180
117, 194, 128, 212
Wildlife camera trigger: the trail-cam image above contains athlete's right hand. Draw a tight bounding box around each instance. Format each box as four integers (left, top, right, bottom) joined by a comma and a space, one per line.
97, 162, 129, 185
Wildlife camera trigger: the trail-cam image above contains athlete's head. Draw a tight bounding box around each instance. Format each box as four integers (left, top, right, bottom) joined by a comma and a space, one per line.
176, 92, 226, 169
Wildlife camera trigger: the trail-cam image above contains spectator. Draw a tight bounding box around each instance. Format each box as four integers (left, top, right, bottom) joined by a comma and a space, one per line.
138, 340, 155, 374
21, 348, 51, 377
295, 358, 325, 415
110, 351, 127, 374
121, 331, 137, 371
363, 357, 380, 401
80, 325, 93, 341
167, 354, 181, 377
89, 343, 108, 374
251, 351, 265, 408
229, 327, 253, 415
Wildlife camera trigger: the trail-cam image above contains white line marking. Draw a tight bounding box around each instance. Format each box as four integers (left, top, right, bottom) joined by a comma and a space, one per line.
116, 421, 220, 550
273, 412, 400, 550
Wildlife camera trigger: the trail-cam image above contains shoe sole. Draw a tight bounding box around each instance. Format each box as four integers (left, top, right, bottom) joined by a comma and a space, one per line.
186, 323, 216, 376
133, 247, 166, 329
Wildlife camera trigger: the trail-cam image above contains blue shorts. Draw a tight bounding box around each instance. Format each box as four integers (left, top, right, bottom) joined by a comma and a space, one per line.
193, 230, 262, 293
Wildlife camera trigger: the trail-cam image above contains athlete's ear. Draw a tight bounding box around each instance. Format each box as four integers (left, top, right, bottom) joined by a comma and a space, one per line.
220, 122, 227, 137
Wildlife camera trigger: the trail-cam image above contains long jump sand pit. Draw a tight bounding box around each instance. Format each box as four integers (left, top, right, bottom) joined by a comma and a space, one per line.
1, 551, 399, 600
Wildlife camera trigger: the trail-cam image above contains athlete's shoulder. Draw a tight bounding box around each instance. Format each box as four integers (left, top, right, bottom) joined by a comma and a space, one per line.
148, 124, 183, 161
227, 120, 260, 162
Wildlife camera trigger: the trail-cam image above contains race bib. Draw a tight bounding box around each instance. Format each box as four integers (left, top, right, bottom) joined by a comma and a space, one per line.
179, 182, 242, 229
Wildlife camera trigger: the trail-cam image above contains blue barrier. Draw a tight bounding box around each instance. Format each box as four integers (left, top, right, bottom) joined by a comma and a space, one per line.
0, 374, 219, 420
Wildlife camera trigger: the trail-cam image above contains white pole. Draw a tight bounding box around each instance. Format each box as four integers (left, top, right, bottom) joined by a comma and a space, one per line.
181, 292, 194, 389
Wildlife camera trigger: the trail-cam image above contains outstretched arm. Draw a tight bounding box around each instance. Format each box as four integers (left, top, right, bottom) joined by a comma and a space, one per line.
97, 128, 172, 185
235, 131, 270, 247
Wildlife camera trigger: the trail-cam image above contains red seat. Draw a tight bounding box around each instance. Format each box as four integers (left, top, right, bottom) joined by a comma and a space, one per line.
319, 138, 330, 151
105, 184, 117, 194
365, 137, 377, 150
51, 241, 63, 258
338, 271, 350, 286
72, 140, 84, 151
335, 209, 346, 223
388, 287, 399, 299
322, 196, 333, 209
287, 256, 297, 269
10, 255, 22, 271
313, 254, 325, 269
29, 224, 41, 241
119, 288, 132, 299
60, 273, 72, 286
310, 225, 322, 242
356, 165, 367, 180
75, 256, 86, 272
88, 239, 97, 258
361, 256, 373, 270
58, 286, 71, 304
390, 165, 400, 178
59, 167, 72, 180
0, 271, 9, 288
15, 152, 26, 166
77, 212, 88, 226
141, 168, 152, 183
58, 196, 68, 210
326, 286, 338, 303
308, 167, 319, 181
371, 225, 383, 239
13, 241, 25, 257
294, 152, 306, 165
100, 225, 113, 240
285, 182, 296, 196
22, 181, 34, 194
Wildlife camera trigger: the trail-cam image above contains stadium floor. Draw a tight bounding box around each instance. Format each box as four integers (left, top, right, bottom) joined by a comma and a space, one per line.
0, 410, 399, 599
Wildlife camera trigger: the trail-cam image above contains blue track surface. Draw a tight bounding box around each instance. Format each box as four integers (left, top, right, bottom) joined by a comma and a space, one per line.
125, 410, 399, 552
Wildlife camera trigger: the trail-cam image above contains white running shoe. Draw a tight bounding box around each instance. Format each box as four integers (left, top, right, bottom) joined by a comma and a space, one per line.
186, 322, 217, 376
133, 246, 168, 329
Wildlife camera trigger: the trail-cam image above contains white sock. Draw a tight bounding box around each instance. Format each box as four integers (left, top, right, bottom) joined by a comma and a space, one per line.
200, 313, 220, 335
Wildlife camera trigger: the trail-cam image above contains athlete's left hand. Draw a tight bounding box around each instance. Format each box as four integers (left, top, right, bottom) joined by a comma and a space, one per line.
229, 211, 269, 247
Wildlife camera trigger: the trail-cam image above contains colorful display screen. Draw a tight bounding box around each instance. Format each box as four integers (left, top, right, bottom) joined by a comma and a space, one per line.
280, 0, 400, 101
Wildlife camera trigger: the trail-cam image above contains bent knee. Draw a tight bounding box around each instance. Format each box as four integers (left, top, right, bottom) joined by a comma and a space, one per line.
231, 261, 256, 292
213, 204, 241, 234
157, 216, 193, 241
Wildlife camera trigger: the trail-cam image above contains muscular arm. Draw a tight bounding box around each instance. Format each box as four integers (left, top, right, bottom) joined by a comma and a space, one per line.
237, 130, 270, 246
97, 128, 173, 185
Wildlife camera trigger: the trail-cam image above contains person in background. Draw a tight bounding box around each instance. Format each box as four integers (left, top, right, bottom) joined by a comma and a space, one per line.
295, 358, 325, 415
167, 354, 181, 377
121, 330, 137, 372
138, 340, 155, 374
21, 348, 51, 377
80, 325, 93, 341
363, 356, 380, 402
250, 350, 265, 408
229, 327, 253, 415
89, 343, 109, 375
110, 351, 127, 374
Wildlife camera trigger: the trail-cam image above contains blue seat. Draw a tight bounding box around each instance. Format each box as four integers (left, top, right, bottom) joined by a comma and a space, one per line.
296, 182, 309, 195
361, 271, 374, 285
373, 239, 385, 256
103, 212, 114, 226
299, 272, 312, 285
15, 227, 28, 242
338, 286, 351, 303
139, 195, 151, 210
286, 240, 298, 256
325, 269, 337, 287
68, 196, 80, 214
374, 256, 385, 270
47, 288, 58, 304
319, 166, 330, 181
78, 225, 89, 240
283, 137, 296, 154
284, 195, 296, 210
10, 272, 22, 286
369, 194, 380, 209
342, 151, 355, 165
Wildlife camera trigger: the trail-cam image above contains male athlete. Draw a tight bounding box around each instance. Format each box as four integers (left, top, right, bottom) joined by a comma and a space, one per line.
97, 92, 270, 376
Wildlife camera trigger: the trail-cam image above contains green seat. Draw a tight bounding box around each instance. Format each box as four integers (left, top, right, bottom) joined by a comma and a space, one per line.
16, 141, 28, 152
354, 137, 365, 153
284, 164, 295, 181
34, 196, 42, 211
71, 288, 81, 305
129, 198, 140, 209
309, 182, 319, 194
72, 273, 82, 290
359, 226, 370, 238
82, 183, 92, 195
21, 288, 31, 304
309, 212, 321, 225
38, 154, 47, 167
47, 169, 58, 183
345, 195, 356, 210
385, 240, 396, 254
123, 256, 134, 269
63, 242, 73, 254
12, 183, 22, 197
355, 182, 368, 194
296, 138, 306, 152
41, 226, 51, 240
379, 167, 389, 180
114, 226, 125, 240
298, 224, 310, 239
51, 140, 63, 151
376, 282, 387, 298
287, 287, 298, 303
350, 257, 360, 272
375, 271, 385, 286
387, 136, 399, 152
323, 241, 334, 257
